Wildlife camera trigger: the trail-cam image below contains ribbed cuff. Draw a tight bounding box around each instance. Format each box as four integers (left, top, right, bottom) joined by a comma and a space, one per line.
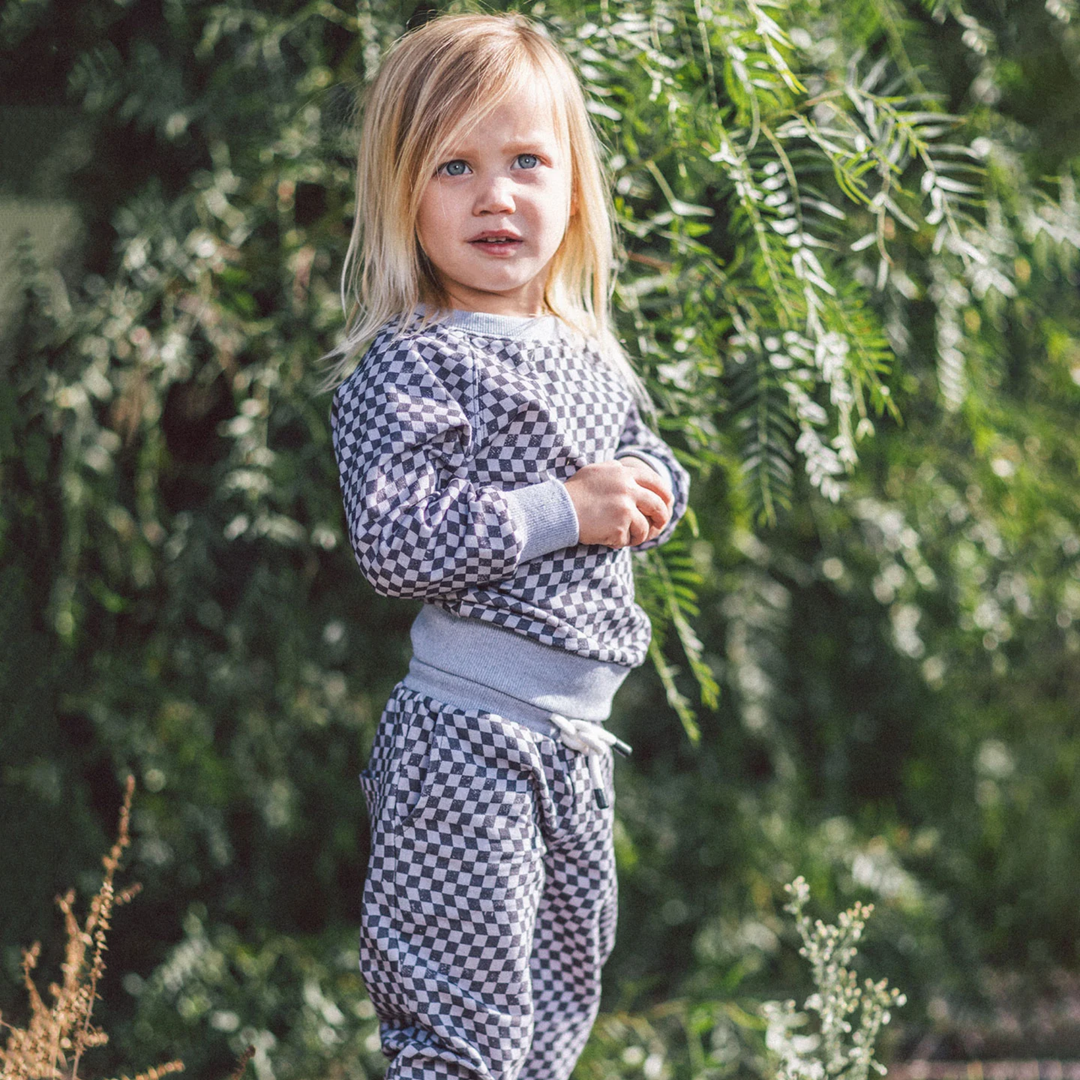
616, 448, 673, 494
503, 479, 580, 561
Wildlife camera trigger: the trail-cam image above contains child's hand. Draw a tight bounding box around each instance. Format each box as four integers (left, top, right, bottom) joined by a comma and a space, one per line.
618, 456, 674, 541
564, 459, 674, 548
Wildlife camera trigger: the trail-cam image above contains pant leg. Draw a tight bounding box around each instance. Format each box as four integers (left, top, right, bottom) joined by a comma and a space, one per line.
359, 688, 556, 1080
517, 747, 618, 1080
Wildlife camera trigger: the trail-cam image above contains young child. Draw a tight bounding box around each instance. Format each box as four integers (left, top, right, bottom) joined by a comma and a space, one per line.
329, 13, 689, 1079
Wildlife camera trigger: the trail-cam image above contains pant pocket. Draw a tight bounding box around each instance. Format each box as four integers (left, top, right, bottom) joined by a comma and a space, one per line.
360, 701, 438, 831
391, 727, 544, 929
358, 769, 383, 827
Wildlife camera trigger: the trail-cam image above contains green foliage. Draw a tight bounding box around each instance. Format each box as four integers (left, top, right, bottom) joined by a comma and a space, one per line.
126, 917, 385, 1080
637, 529, 718, 743
558, 0, 1080, 526
3, 0, 1080, 1074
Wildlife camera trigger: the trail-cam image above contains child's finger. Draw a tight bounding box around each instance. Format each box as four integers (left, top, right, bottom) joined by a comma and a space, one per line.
633, 486, 671, 531
626, 509, 651, 547
619, 457, 674, 508
636, 472, 674, 509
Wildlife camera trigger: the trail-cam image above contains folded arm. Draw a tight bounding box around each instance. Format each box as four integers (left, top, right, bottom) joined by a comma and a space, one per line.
332, 348, 578, 599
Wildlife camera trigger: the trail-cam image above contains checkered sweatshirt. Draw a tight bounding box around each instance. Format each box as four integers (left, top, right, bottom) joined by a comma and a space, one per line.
331, 310, 689, 669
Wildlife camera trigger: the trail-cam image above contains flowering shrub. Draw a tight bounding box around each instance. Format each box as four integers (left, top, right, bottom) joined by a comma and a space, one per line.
764, 878, 905, 1080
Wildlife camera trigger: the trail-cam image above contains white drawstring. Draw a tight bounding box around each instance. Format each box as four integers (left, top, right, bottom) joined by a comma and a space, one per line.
548, 714, 631, 810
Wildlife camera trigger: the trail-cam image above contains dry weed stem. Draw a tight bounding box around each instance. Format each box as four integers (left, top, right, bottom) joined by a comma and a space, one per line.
0, 776, 184, 1080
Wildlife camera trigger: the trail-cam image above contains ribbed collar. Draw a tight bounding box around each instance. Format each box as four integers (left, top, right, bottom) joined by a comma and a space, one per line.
416, 305, 566, 344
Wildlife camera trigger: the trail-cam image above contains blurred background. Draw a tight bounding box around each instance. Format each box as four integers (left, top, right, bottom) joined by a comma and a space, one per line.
3, 0, 1080, 1076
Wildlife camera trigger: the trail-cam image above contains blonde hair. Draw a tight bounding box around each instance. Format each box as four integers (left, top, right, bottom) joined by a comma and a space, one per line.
324, 12, 643, 397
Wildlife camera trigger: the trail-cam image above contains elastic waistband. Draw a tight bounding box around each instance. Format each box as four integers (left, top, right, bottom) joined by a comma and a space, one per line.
407, 606, 630, 724
403, 661, 562, 738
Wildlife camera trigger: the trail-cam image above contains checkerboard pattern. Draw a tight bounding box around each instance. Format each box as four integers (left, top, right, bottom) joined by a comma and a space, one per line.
331, 319, 689, 668
359, 687, 617, 1080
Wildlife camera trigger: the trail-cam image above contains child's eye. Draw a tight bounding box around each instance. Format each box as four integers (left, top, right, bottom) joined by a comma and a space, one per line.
437, 160, 470, 177
514, 153, 540, 170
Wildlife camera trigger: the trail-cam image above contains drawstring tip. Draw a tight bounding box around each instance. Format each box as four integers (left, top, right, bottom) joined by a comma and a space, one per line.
593, 788, 609, 810
612, 737, 632, 758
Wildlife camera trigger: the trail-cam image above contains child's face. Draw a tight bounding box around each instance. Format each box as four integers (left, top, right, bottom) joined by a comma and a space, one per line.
416, 82, 573, 317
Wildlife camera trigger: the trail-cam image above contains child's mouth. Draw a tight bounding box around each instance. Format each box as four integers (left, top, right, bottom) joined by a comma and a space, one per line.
470, 234, 522, 250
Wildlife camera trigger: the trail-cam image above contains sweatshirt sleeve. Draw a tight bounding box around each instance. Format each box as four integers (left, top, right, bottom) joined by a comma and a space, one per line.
332, 339, 532, 599
615, 401, 690, 550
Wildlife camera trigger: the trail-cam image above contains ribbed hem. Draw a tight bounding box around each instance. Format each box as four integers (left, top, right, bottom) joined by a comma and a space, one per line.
503, 479, 579, 560
403, 663, 565, 737
407, 605, 630, 723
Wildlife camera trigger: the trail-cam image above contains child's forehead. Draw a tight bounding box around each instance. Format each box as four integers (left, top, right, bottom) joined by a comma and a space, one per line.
443, 78, 566, 149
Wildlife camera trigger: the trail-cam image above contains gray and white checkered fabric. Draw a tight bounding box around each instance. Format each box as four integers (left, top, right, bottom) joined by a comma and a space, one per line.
360, 682, 617, 1080
332, 319, 689, 668
359, 687, 617, 1080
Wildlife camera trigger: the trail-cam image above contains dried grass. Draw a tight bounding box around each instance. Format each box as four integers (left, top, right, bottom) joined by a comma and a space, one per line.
0, 776, 184, 1080
226, 1046, 256, 1080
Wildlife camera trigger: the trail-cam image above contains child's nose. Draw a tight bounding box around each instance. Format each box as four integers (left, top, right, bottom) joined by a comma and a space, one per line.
474, 175, 515, 215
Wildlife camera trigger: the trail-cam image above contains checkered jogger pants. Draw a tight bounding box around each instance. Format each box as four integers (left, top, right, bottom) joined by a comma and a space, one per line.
358, 685, 618, 1080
